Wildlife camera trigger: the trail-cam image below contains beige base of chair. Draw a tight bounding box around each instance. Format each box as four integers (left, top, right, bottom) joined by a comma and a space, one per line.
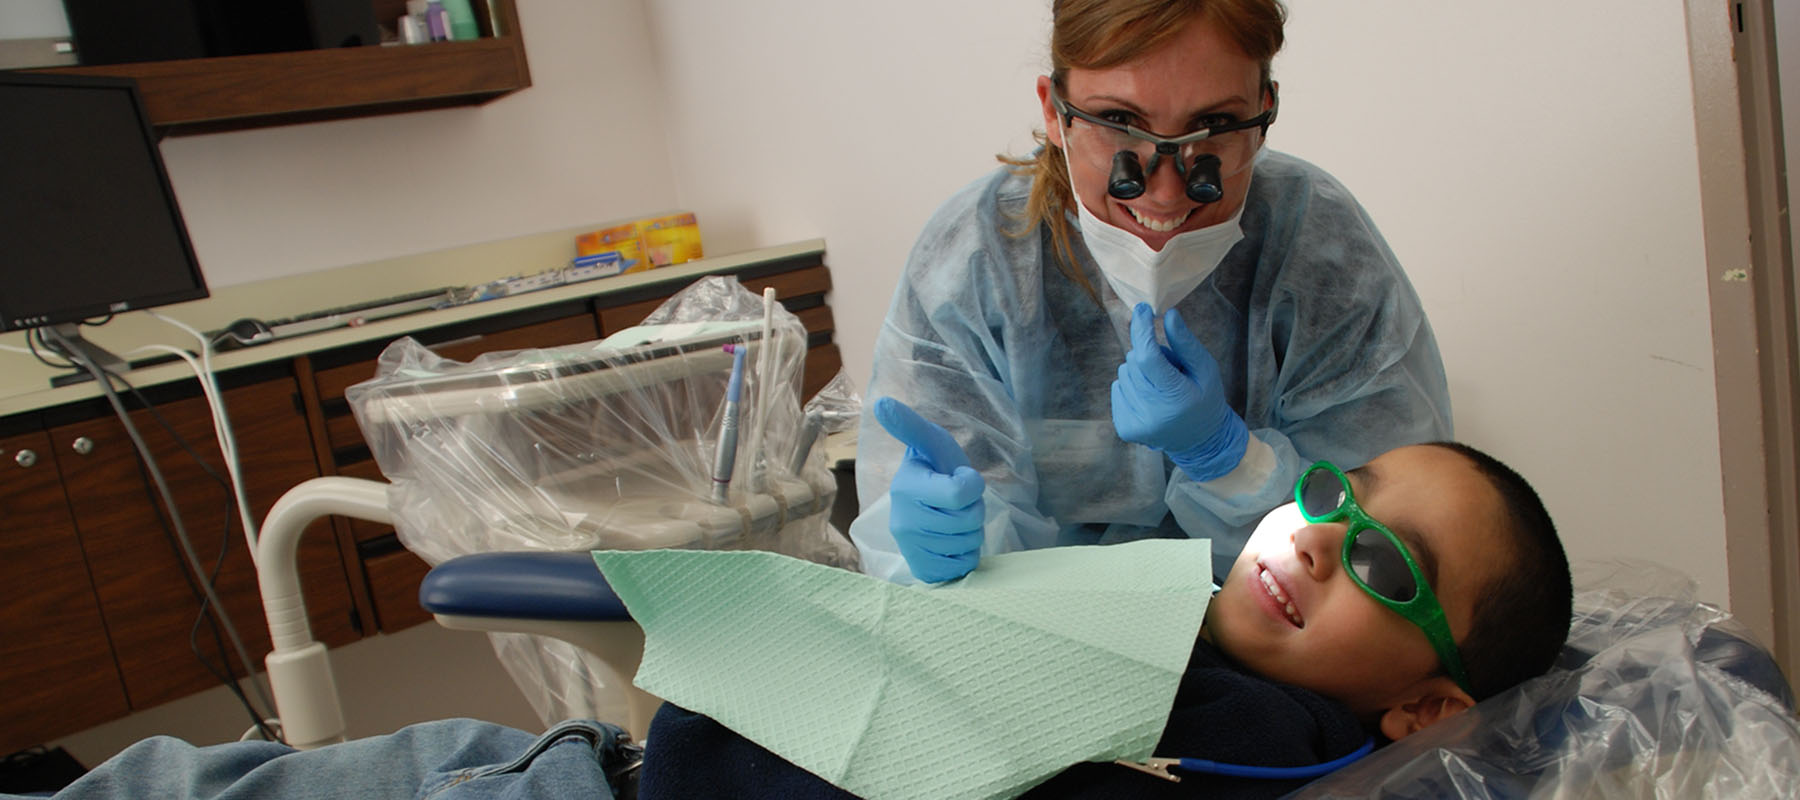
432, 613, 663, 742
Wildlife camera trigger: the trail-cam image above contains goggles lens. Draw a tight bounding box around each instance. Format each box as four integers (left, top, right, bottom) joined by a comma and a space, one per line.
1294, 461, 1473, 693
1348, 528, 1418, 603
1298, 466, 1420, 603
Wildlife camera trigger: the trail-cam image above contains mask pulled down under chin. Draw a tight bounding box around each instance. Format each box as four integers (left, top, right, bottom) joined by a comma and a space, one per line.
1073, 188, 1245, 314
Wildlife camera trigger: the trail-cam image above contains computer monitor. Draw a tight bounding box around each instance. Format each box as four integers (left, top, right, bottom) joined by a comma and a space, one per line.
0, 71, 209, 378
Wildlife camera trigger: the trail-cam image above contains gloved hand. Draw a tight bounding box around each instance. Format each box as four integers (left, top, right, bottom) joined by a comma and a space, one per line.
1111, 303, 1250, 481
874, 396, 985, 583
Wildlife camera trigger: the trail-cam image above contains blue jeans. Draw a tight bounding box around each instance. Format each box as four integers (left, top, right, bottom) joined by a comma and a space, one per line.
9, 719, 637, 800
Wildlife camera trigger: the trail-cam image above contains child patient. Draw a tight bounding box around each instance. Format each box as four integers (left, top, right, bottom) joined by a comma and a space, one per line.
643, 440, 1574, 799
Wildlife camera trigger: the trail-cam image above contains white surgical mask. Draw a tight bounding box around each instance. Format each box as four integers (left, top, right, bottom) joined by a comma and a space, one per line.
1069, 165, 1245, 314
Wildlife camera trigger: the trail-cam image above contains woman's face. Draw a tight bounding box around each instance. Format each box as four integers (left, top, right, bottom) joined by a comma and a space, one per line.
1037, 16, 1270, 252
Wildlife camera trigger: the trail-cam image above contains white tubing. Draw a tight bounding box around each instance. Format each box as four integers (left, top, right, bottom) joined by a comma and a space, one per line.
255, 476, 394, 749
747, 287, 779, 491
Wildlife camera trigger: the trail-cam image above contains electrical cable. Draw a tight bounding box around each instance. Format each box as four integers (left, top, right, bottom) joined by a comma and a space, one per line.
120, 427, 277, 744
9, 319, 278, 737
105, 368, 279, 742
46, 327, 282, 742
136, 315, 259, 551
26, 328, 77, 370
133, 312, 278, 728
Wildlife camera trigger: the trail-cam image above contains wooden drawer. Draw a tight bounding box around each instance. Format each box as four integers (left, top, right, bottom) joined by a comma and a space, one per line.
0, 430, 130, 753
363, 547, 434, 633
595, 265, 833, 335
419, 314, 600, 364
337, 459, 396, 543
804, 343, 844, 401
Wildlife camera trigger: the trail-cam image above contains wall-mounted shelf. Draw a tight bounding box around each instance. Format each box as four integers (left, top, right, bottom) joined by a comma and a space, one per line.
27, 0, 529, 136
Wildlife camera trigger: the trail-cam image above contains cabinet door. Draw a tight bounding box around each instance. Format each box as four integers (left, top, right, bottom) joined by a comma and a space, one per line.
0, 430, 129, 755
54, 377, 358, 711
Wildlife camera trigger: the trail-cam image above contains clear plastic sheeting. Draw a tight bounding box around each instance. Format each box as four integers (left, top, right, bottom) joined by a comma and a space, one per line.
1295, 560, 1800, 799
347, 275, 861, 724
489, 632, 636, 730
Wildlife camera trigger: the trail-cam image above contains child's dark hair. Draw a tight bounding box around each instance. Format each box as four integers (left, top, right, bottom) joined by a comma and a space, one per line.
1428, 441, 1572, 701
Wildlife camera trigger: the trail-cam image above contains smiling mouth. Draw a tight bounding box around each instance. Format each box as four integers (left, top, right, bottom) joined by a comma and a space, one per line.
1126, 205, 1192, 233
1258, 565, 1304, 628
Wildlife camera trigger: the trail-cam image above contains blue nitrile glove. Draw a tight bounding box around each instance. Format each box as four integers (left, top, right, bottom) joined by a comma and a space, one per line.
1111, 303, 1250, 482
874, 396, 985, 583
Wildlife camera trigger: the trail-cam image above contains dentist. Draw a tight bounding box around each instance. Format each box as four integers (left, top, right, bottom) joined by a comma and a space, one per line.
850, 0, 1452, 585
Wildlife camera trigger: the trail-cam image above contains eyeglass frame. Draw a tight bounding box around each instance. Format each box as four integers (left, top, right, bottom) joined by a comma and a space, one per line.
1047, 82, 1278, 184
1295, 460, 1474, 694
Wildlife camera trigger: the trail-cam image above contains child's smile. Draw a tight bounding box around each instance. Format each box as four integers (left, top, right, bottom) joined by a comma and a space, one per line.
1202, 445, 1505, 716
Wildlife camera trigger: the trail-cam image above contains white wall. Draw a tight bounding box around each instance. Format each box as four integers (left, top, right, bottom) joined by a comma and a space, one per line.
157, 1, 681, 288
650, 0, 1728, 602
0, 0, 70, 37
1270, 5, 1724, 598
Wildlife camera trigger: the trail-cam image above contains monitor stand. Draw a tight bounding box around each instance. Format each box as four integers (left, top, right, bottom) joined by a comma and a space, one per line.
42, 322, 128, 387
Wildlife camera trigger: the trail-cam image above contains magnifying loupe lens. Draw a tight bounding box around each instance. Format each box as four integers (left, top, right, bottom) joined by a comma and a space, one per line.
1185, 154, 1224, 203
1107, 151, 1146, 200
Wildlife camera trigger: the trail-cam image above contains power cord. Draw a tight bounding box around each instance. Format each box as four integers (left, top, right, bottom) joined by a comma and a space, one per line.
15, 315, 288, 740
43, 326, 282, 743
138, 311, 259, 550
25, 328, 77, 370
105, 368, 280, 744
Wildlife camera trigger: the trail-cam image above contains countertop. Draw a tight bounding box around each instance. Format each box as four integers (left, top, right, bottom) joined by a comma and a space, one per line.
1, 228, 826, 418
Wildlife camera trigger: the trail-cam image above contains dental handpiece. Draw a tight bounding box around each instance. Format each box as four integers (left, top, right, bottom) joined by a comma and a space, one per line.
711, 343, 748, 504
788, 409, 825, 475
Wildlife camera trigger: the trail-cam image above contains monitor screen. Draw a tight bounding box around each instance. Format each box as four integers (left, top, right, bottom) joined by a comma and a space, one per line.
0, 72, 208, 334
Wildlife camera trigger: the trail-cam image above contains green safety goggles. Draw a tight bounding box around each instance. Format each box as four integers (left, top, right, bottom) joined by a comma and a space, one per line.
1296, 461, 1473, 693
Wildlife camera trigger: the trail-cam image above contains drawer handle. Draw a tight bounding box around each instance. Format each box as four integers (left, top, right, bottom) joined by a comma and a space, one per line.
13, 449, 37, 468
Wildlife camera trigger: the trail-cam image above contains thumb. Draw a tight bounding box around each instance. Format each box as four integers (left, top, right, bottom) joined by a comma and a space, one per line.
1127, 301, 1185, 390
1128, 302, 1161, 357
873, 396, 972, 473
1161, 307, 1219, 376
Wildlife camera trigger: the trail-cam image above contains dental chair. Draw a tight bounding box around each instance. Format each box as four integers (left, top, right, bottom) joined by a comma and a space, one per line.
255, 276, 859, 747
410, 550, 1800, 798
251, 276, 1800, 795
259, 470, 1800, 797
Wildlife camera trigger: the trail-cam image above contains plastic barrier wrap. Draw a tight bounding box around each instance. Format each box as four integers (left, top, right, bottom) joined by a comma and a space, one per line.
1294, 560, 1800, 799
347, 276, 860, 724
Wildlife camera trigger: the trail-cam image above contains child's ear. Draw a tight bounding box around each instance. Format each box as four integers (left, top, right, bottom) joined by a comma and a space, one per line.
1377, 677, 1476, 741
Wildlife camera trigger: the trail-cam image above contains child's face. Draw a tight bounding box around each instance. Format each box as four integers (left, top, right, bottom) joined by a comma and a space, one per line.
1204, 445, 1506, 716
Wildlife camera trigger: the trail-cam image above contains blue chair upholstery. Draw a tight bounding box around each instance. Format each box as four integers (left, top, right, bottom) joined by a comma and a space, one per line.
419, 551, 631, 622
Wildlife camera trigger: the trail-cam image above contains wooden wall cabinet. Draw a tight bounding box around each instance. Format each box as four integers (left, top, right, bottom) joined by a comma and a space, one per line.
30, 1, 530, 135
52, 377, 358, 711
0, 431, 130, 757
0, 373, 353, 755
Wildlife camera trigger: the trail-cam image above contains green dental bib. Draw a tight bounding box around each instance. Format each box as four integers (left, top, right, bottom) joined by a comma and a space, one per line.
592, 539, 1211, 800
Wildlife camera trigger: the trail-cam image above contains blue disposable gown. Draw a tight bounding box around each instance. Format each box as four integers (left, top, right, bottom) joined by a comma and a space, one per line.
848, 151, 1453, 583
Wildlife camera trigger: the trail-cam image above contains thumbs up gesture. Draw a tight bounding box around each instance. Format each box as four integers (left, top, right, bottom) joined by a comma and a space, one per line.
875, 397, 985, 583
